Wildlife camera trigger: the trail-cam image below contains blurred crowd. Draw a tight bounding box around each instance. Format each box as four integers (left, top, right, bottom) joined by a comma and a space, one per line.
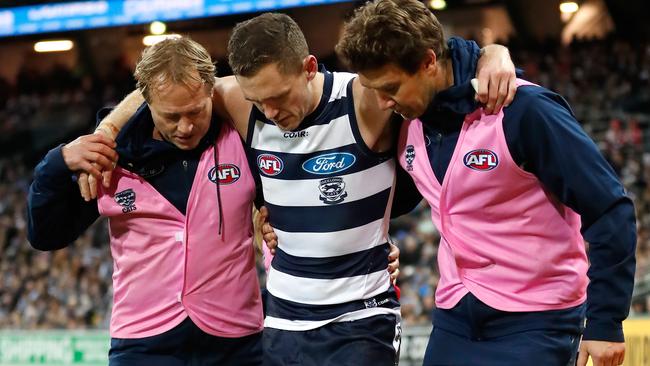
0, 59, 134, 158
1, 36, 649, 329
0, 156, 113, 329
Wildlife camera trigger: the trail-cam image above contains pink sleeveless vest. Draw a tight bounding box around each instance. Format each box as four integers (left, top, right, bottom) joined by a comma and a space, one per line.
97, 122, 263, 338
398, 80, 588, 312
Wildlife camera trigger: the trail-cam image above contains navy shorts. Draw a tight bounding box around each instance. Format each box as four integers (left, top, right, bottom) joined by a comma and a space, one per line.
423, 293, 584, 366
109, 317, 262, 366
263, 314, 401, 366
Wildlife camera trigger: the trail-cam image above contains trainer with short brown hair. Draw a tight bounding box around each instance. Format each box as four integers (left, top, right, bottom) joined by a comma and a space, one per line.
337, 1, 636, 365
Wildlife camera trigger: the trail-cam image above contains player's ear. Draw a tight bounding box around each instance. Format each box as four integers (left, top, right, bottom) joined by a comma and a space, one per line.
303, 55, 318, 81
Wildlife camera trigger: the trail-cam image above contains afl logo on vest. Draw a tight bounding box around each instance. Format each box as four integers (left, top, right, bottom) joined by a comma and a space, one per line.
208, 164, 241, 185
257, 154, 284, 176
463, 149, 499, 171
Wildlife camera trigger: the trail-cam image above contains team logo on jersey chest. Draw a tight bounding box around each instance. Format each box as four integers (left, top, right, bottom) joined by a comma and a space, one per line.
405, 145, 415, 171
463, 149, 499, 171
115, 189, 137, 213
257, 154, 284, 176
208, 164, 241, 184
318, 177, 348, 204
302, 152, 356, 175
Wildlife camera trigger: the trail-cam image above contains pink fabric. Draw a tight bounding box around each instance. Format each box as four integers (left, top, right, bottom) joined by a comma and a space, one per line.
98, 122, 263, 338
397, 79, 588, 312
262, 240, 273, 272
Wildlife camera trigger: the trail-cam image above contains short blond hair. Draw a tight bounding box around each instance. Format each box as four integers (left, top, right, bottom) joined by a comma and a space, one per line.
134, 36, 216, 102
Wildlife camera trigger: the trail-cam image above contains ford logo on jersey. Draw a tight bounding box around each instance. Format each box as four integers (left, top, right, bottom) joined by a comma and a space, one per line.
302, 152, 356, 175
258, 154, 284, 176
208, 164, 241, 185
463, 149, 499, 171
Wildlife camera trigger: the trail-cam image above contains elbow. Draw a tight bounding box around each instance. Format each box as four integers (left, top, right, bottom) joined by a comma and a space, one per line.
27, 235, 52, 251
26, 217, 48, 251
26, 210, 67, 251
27, 229, 66, 251
28, 240, 67, 252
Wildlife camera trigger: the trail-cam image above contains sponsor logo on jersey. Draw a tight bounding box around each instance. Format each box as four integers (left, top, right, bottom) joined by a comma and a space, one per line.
463, 149, 499, 171
283, 131, 309, 138
302, 152, 356, 175
364, 297, 391, 308
364, 298, 378, 308
318, 177, 348, 204
257, 154, 284, 176
405, 145, 415, 171
115, 189, 137, 213
208, 164, 241, 184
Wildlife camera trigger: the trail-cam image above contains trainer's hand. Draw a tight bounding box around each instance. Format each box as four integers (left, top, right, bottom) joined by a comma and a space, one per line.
577, 340, 625, 366
476, 44, 516, 115
62, 134, 117, 189
388, 244, 400, 284
259, 206, 278, 255
76, 129, 118, 201
93, 126, 118, 189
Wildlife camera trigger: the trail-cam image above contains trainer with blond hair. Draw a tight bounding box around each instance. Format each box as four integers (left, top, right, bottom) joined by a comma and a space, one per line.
27, 36, 264, 366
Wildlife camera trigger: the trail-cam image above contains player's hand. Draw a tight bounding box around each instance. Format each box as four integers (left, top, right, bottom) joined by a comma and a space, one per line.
77, 169, 114, 201
476, 44, 516, 114
388, 244, 400, 284
77, 172, 94, 202
577, 340, 625, 366
259, 206, 278, 255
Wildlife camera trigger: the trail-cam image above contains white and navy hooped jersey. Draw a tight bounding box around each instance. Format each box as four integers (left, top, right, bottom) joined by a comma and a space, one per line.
246, 70, 400, 331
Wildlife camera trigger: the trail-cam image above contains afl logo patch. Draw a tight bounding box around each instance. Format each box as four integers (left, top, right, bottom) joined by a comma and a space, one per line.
464, 149, 498, 171
257, 154, 284, 176
208, 164, 241, 185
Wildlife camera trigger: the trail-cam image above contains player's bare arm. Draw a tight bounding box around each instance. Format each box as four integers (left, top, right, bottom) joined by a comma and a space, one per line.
95, 89, 146, 137
77, 90, 146, 200
89, 76, 247, 142
212, 75, 252, 139
352, 77, 395, 153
